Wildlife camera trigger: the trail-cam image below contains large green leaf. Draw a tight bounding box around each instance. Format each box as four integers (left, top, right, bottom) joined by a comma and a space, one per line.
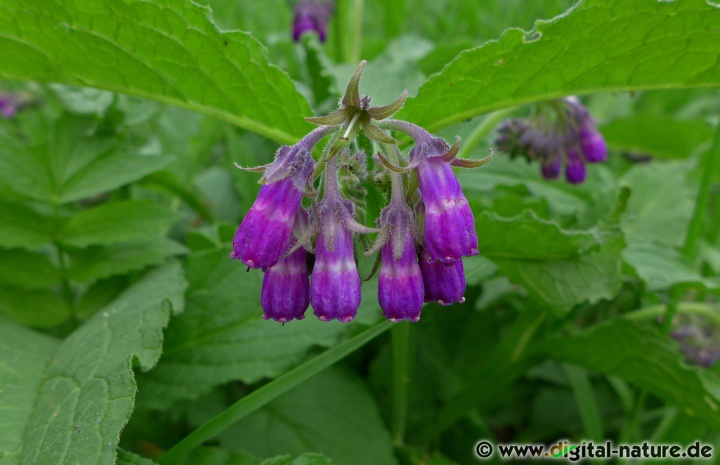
624, 243, 720, 291
620, 160, 694, 248
0, 115, 174, 203
538, 319, 720, 430
0, 319, 60, 464
67, 238, 187, 283
136, 248, 361, 409
0, 248, 60, 289
0, 0, 312, 144
211, 369, 395, 465
0, 261, 186, 465
478, 211, 624, 313
0, 285, 71, 328
600, 114, 713, 160
59, 200, 180, 247
0, 201, 54, 250
398, 0, 720, 131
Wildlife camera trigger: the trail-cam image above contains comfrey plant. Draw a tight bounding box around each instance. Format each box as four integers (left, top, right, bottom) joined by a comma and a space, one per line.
232, 61, 491, 323
495, 97, 607, 183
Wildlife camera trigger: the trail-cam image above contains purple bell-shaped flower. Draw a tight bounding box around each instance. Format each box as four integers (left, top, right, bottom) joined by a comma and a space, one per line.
579, 126, 608, 163
413, 139, 478, 264
565, 149, 586, 184
260, 209, 311, 322
377, 202, 424, 322
232, 127, 331, 270
419, 247, 466, 306
293, 0, 333, 42
309, 157, 376, 321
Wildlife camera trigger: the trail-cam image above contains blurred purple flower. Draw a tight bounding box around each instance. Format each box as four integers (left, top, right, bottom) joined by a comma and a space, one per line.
293, 0, 334, 42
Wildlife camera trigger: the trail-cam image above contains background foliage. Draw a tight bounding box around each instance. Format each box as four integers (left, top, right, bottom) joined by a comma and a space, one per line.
0, 0, 719, 464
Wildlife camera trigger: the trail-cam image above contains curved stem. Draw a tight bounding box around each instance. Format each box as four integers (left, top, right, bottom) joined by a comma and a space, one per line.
622, 302, 720, 327
457, 107, 516, 159
683, 121, 720, 261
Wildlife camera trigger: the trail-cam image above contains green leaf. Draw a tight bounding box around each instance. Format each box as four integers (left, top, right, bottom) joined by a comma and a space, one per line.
0, 115, 174, 203
51, 84, 115, 116
538, 319, 720, 430
600, 115, 713, 160
624, 243, 720, 291
0, 248, 60, 289
398, 0, 720, 132
59, 200, 179, 247
136, 248, 358, 409
0, 319, 60, 464
459, 156, 620, 227
0, 201, 54, 250
0, 0, 312, 144
117, 449, 159, 465
621, 161, 694, 248
215, 369, 395, 465
0, 285, 71, 328
478, 211, 624, 313
67, 238, 187, 283
0, 262, 186, 465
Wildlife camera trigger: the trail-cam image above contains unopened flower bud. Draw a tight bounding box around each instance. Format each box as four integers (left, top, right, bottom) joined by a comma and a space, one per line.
565, 149, 586, 184
579, 127, 608, 163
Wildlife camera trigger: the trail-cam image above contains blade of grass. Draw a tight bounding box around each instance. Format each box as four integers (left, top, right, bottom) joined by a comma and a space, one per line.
157, 320, 393, 464
564, 364, 604, 442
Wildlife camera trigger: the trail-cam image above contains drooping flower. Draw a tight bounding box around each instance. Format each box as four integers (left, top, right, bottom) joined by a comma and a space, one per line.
565, 149, 586, 184
293, 0, 334, 42
231, 61, 492, 323
671, 315, 720, 368
418, 247, 466, 306
376, 202, 424, 322
309, 157, 376, 322
0, 94, 22, 119
260, 209, 311, 322
375, 122, 487, 265
495, 96, 608, 184
231, 127, 332, 270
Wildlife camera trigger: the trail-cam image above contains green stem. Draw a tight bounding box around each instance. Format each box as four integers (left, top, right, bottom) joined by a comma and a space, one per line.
622, 302, 720, 327
337, 0, 363, 63
157, 320, 393, 464
457, 107, 516, 159
661, 286, 684, 334
683, 121, 720, 261
391, 322, 412, 446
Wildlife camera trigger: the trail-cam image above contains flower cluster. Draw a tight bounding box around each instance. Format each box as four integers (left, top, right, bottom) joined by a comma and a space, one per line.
0, 93, 24, 119
232, 62, 491, 323
292, 0, 334, 43
671, 315, 720, 368
495, 97, 607, 184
